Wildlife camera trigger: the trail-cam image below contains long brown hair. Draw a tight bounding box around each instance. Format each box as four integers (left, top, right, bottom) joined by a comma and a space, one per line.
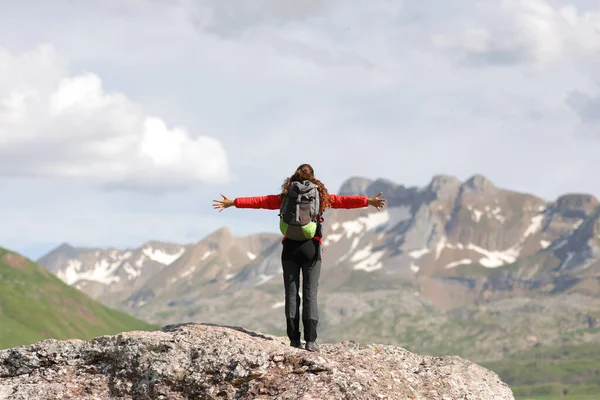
281, 163, 331, 213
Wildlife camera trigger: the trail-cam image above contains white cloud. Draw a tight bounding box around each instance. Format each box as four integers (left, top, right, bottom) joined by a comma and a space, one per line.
0, 44, 231, 192
432, 0, 600, 65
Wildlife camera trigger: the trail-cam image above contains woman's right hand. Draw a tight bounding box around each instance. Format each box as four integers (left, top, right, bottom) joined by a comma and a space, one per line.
212, 194, 234, 212
367, 192, 386, 211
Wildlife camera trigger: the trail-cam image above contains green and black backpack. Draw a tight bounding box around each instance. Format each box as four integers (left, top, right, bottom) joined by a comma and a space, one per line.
279, 180, 320, 240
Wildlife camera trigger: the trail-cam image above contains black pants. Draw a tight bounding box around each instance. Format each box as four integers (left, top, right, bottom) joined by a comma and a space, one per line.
281, 238, 322, 343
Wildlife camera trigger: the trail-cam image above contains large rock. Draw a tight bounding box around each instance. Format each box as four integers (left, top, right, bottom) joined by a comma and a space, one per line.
0, 323, 514, 400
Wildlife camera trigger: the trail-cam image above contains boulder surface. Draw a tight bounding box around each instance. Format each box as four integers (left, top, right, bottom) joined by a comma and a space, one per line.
0, 323, 514, 399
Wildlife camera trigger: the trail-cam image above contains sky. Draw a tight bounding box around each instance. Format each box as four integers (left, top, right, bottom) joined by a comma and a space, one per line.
1, 0, 600, 259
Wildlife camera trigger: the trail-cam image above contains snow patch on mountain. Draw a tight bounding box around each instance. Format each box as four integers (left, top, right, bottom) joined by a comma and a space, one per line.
410, 263, 420, 273
466, 243, 519, 268
494, 215, 507, 223
434, 239, 519, 268
142, 247, 184, 265
350, 243, 385, 272
435, 237, 447, 259
97, 247, 184, 283
57, 260, 83, 285
447, 242, 465, 250
540, 240, 551, 249
135, 255, 146, 268
122, 262, 140, 280
408, 248, 430, 259
53, 243, 189, 288
180, 266, 197, 279
247, 252, 257, 260
467, 205, 507, 223
323, 233, 343, 246
524, 214, 544, 238
201, 251, 213, 261
488, 206, 506, 223
341, 219, 366, 238
467, 205, 483, 222
58, 258, 121, 285
340, 207, 411, 239
351, 244, 374, 263
445, 259, 473, 269
354, 251, 384, 272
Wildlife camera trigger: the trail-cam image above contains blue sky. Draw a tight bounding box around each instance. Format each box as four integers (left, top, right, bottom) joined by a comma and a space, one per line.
1, 0, 600, 259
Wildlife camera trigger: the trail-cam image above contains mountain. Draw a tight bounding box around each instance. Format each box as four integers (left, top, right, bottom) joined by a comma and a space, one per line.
314, 174, 600, 307
121, 227, 282, 323
0, 246, 156, 350
37, 173, 600, 364
0, 323, 515, 400
38, 228, 282, 319
38, 240, 190, 308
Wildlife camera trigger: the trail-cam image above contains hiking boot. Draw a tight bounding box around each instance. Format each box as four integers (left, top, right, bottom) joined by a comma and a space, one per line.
290, 340, 302, 348
305, 341, 319, 352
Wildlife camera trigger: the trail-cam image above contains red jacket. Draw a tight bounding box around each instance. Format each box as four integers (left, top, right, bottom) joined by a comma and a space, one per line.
234, 194, 369, 243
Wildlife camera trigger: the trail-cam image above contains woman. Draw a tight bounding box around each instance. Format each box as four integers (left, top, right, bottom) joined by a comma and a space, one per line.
212, 164, 386, 352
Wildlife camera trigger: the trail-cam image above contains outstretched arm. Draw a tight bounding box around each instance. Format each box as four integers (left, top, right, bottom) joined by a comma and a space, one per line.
329, 192, 386, 211
212, 194, 282, 212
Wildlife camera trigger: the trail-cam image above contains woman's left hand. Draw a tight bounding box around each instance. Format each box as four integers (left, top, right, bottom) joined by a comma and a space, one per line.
367, 192, 386, 211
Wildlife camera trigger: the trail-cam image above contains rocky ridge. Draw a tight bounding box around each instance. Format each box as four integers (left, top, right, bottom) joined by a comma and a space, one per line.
39, 174, 600, 310
0, 323, 514, 400
317, 174, 600, 305
37, 241, 189, 305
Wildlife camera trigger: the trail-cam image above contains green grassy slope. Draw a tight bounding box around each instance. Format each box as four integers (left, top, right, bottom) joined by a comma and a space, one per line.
0, 247, 158, 350
482, 342, 600, 400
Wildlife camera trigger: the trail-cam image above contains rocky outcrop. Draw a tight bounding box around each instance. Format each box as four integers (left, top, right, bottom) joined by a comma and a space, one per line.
0, 323, 514, 400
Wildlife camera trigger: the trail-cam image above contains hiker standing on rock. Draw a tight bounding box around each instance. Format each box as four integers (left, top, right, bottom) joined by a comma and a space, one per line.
212, 164, 386, 352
